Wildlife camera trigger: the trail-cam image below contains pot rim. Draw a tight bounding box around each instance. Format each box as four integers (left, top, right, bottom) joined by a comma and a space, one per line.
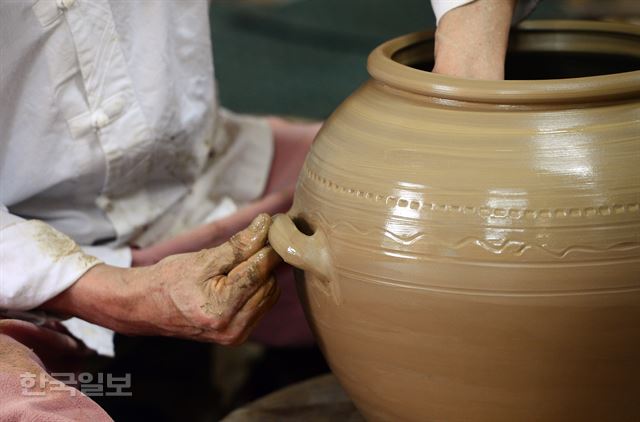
367, 20, 640, 105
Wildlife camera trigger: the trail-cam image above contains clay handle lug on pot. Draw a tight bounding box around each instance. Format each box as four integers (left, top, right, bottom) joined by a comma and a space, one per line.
268, 214, 334, 285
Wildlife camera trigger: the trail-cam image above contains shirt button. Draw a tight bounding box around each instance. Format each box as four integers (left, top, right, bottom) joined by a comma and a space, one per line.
96, 195, 113, 212
56, 0, 75, 10
91, 109, 110, 129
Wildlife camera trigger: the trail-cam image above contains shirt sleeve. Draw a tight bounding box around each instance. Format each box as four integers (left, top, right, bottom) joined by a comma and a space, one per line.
0, 205, 102, 311
431, 0, 540, 24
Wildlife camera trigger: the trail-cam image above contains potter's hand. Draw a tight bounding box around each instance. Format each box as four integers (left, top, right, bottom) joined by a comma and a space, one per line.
432, 0, 517, 80
43, 214, 281, 345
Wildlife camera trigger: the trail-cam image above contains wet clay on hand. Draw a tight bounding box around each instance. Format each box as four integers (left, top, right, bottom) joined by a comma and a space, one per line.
43, 214, 282, 347
147, 213, 282, 344
269, 21, 640, 422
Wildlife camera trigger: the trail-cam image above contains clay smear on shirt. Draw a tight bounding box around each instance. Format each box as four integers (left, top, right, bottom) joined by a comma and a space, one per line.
32, 220, 99, 267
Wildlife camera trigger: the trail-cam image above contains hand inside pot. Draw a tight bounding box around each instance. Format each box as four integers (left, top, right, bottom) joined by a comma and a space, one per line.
432, 0, 517, 80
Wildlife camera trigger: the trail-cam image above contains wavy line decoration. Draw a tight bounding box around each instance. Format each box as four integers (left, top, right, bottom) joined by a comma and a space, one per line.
451, 237, 640, 259
304, 210, 640, 259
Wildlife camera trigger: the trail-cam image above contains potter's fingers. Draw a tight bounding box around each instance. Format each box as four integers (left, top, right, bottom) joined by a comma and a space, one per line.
201, 247, 280, 326
219, 277, 280, 345
227, 246, 282, 292
234, 280, 280, 345
207, 214, 271, 274
241, 276, 279, 323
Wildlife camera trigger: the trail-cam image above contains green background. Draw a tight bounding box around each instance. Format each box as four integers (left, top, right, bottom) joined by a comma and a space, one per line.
210, 0, 570, 119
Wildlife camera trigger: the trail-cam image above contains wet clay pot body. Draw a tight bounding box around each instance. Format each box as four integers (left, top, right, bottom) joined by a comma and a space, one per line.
269, 21, 640, 422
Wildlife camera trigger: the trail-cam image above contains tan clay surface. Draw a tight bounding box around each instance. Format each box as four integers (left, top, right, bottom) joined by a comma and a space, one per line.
269, 21, 640, 422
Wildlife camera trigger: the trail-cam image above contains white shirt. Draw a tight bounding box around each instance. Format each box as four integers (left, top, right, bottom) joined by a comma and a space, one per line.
431, 0, 539, 24
0, 0, 273, 352
0, 0, 536, 353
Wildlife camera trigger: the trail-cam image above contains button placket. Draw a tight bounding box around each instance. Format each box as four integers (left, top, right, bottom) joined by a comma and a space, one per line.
58, 0, 211, 245
62, 0, 161, 241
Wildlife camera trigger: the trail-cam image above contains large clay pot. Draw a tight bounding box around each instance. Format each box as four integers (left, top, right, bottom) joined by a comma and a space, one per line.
268, 20, 640, 421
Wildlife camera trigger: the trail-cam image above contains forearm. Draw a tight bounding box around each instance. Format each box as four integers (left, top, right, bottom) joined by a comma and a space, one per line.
40, 214, 282, 345
432, 0, 516, 80
40, 264, 146, 335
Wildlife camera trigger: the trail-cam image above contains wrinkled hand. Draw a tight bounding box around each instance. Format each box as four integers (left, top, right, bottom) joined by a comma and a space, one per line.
44, 214, 281, 346
129, 213, 281, 344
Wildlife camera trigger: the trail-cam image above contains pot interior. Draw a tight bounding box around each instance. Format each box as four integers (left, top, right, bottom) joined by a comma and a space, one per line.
393, 28, 640, 80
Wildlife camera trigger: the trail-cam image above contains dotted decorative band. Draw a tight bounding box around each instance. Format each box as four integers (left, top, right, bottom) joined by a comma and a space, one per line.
304, 167, 640, 220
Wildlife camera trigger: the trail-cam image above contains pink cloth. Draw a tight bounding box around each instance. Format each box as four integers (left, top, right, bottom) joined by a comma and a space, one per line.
249, 264, 315, 347
0, 330, 113, 421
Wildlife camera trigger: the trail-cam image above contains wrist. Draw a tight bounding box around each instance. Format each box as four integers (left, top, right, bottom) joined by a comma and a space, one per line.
40, 264, 141, 333
432, 0, 516, 80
